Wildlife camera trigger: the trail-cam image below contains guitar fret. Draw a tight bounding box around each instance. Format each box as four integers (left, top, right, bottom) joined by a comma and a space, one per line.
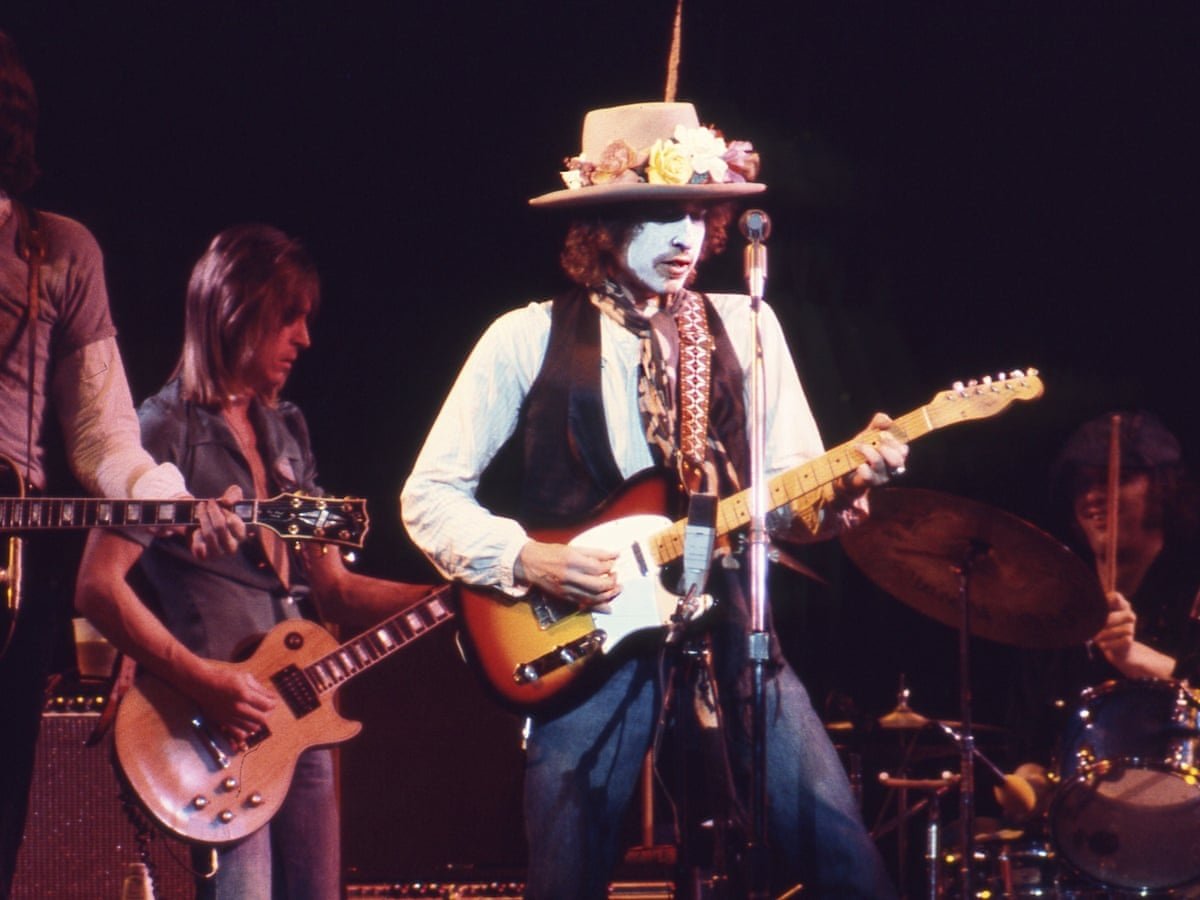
372, 627, 398, 652
350, 642, 373, 666
311, 661, 333, 690
403, 610, 427, 635
394, 618, 415, 641
426, 595, 450, 620
337, 650, 357, 675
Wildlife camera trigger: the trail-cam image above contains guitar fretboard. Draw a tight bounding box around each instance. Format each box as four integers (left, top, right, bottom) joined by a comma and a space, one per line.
303, 587, 454, 694
0, 491, 369, 548
643, 370, 1043, 566
0, 496, 256, 530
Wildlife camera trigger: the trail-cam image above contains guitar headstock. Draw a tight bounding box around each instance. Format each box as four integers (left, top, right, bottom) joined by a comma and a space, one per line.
926, 368, 1044, 427
255, 494, 369, 548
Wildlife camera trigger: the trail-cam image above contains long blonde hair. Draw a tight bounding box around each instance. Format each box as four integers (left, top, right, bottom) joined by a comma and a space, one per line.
174, 224, 319, 406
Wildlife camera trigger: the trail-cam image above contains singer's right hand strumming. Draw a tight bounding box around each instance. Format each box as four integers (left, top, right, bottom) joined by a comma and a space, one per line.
515, 540, 621, 608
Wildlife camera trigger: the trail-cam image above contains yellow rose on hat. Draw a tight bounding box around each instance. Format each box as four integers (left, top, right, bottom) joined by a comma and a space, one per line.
647, 139, 693, 185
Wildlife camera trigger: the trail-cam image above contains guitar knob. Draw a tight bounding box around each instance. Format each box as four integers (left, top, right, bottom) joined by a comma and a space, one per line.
247, 792, 264, 807
192, 795, 209, 809
222, 777, 239, 791
218, 809, 235, 823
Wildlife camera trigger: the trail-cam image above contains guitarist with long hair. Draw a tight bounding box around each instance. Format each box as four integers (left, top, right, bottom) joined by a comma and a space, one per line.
75, 224, 430, 900
402, 101, 908, 899
0, 32, 243, 898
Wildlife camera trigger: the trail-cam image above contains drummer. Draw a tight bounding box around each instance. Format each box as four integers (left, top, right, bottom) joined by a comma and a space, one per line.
1008, 410, 1200, 771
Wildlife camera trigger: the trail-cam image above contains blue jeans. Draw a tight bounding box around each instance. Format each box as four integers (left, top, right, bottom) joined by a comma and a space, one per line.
191, 748, 340, 900
523, 653, 895, 899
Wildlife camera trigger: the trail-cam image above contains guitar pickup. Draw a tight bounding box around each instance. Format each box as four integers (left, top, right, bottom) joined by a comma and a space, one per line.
513, 630, 607, 685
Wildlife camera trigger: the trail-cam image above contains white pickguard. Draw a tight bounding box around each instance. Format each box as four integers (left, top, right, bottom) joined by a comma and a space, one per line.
568, 513, 708, 652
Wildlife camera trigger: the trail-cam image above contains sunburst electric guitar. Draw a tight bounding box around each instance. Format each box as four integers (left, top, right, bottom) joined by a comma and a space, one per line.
0, 452, 369, 659
114, 584, 454, 844
457, 369, 1044, 710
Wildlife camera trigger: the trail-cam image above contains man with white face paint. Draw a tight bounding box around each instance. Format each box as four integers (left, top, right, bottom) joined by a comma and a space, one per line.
402, 102, 905, 898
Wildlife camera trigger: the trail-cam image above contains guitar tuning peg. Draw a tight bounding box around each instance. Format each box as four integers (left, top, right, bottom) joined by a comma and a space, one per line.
996, 371, 1007, 381
982, 375, 993, 385
952, 380, 966, 394
1009, 369, 1025, 378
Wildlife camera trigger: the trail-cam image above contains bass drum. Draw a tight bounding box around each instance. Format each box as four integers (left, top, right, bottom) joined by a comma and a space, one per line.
1050, 679, 1200, 893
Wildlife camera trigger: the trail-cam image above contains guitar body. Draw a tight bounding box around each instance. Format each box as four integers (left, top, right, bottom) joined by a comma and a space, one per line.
458, 472, 686, 710
114, 618, 362, 844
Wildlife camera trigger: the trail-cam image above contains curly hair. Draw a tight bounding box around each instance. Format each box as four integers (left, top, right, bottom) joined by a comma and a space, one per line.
0, 31, 39, 196
559, 201, 735, 288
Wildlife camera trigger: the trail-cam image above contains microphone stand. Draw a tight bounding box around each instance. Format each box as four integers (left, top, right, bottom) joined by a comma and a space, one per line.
741, 210, 771, 898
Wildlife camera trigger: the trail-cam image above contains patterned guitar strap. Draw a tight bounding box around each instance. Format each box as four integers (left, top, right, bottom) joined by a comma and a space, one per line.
590, 286, 725, 594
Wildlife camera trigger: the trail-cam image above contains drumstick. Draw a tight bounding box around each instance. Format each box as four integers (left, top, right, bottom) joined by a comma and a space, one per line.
1103, 413, 1121, 594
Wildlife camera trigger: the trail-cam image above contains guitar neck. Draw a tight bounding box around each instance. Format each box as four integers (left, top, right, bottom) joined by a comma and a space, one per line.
300, 586, 454, 697
642, 367, 1050, 570
0, 496, 260, 531
0, 491, 369, 548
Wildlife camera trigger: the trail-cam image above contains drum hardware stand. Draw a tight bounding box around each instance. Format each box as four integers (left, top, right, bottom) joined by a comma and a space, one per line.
636, 632, 743, 900
868, 677, 938, 892
951, 539, 988, 900
877, 773, 958, 900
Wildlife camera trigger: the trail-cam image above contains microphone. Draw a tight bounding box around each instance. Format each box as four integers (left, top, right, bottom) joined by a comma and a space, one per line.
739, 209, 770, 299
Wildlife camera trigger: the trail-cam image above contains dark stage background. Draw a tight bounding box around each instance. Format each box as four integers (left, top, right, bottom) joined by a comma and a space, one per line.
6, 1, 1199, 886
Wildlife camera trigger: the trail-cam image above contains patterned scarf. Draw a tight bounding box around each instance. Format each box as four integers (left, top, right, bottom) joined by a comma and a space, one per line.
590, 282, 741, 495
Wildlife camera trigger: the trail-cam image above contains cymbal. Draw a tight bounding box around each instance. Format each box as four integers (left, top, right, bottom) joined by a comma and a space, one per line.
825, 707, 1004, 735
878, 704, 930, 730
840, 488, 1106, 648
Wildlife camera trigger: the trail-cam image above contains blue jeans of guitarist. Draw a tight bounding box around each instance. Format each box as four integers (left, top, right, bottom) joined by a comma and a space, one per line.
523, 651, 895, 899
190, 748, 339, 900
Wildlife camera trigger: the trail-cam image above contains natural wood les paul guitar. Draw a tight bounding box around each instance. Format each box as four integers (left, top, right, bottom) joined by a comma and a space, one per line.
0, 453, 369, 658
458, 369, 1045, 710
114, 584, 454, 845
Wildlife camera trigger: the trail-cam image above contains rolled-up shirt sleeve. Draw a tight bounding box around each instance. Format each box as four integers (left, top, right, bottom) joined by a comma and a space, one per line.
52, 336, 187, 499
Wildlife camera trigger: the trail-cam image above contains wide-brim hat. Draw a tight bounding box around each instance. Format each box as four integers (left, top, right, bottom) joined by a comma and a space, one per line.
529, 101, 766, 208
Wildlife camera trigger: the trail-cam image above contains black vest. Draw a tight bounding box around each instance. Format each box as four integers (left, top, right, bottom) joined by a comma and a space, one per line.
518, 288, 750, 527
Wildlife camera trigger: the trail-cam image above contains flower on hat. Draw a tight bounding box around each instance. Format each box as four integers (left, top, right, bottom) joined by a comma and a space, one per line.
671, 124, 728, 182
561, 123, 758, 191
647, 138, 693, 185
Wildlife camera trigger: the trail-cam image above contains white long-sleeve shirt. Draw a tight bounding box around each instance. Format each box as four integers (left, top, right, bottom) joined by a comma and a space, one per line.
401, 293, 830, 596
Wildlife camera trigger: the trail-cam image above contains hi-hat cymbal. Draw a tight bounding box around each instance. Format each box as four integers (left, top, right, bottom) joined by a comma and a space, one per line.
826, 707, 1005, 735
840, 488, 1106, 648
878, 704, 930, 730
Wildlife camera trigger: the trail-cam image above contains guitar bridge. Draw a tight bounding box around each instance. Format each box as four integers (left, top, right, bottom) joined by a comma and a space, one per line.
529, 592, 576, 631
513, 630, 606, 685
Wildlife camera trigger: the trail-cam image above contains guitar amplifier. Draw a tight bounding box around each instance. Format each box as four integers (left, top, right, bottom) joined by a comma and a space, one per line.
11, 694, 194, 899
